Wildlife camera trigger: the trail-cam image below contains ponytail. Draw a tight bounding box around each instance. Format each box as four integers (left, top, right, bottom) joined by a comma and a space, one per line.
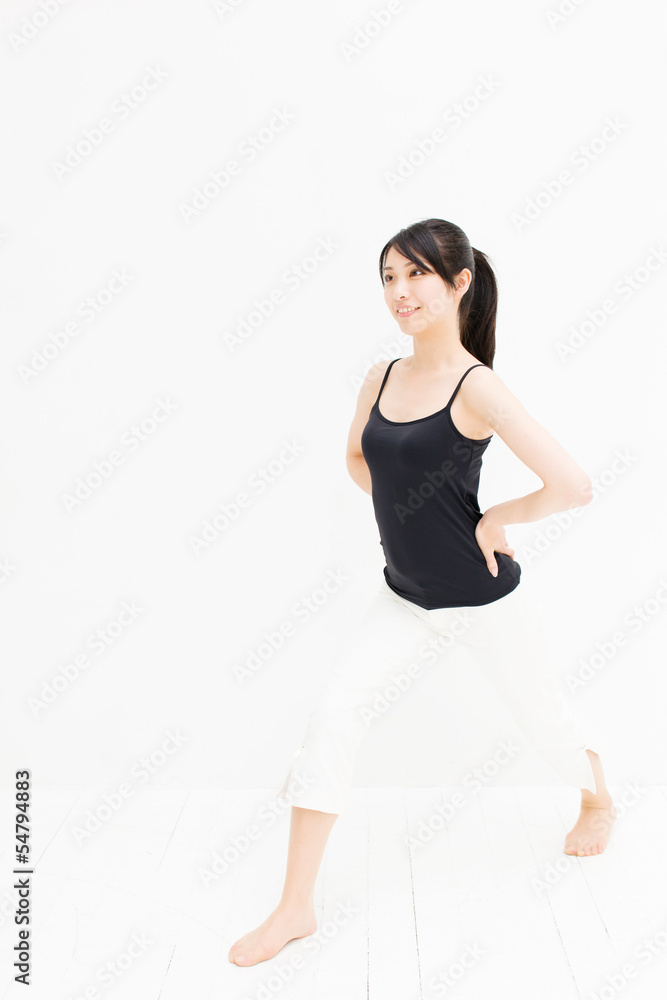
459, 247, 497, 369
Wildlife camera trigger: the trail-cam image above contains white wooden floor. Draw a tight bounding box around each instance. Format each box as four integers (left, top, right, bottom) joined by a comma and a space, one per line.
1, 784, 667, 1000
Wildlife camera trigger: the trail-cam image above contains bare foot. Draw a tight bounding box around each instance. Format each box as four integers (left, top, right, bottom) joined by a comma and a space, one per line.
564, 795, 617, 856
228, 903, 318, 967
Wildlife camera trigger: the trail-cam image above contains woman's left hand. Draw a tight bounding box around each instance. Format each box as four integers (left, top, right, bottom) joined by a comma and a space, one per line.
475, 511, 515, 577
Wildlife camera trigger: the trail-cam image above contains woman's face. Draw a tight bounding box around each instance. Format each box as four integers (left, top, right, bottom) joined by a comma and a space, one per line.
382, 244, 470, 336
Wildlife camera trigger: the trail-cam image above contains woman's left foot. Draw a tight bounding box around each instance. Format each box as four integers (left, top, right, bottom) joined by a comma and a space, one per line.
564, 795, 617, 856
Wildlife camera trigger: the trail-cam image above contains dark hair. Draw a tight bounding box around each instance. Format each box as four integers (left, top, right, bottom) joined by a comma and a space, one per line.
378, 218, 498, 368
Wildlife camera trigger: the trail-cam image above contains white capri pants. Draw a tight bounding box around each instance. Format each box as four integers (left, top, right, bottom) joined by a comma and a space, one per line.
276, 575, 601, 814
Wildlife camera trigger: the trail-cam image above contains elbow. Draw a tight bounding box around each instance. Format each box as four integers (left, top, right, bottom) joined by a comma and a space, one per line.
543, 478, 593, 509
565, 478, 594, 508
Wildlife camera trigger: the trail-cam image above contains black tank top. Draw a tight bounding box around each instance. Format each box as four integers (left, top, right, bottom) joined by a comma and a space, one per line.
361, 358, 521, 610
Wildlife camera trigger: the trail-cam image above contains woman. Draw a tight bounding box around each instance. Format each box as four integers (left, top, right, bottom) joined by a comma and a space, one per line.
228, 218, 616, 968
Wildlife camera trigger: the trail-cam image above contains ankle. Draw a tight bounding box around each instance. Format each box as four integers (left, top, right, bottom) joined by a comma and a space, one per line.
278, 894, 315, 914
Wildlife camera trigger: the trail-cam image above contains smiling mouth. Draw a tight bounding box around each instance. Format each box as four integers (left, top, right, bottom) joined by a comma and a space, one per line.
397, 306, 420, 315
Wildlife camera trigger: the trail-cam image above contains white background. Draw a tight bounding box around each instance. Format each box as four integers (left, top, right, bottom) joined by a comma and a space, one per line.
1, 0, 666, 795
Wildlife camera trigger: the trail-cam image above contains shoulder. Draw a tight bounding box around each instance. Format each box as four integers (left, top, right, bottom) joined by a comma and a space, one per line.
358, 357, 396, 397
461, 362, 506, 392
459, 364, 523, 430
367, 357, 396, 380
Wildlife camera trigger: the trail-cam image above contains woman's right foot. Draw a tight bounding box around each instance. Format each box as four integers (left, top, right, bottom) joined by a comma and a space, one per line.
228, 903, 318, 967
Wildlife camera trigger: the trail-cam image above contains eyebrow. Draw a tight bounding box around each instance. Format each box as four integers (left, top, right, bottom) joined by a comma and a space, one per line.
383, 262, 417, 271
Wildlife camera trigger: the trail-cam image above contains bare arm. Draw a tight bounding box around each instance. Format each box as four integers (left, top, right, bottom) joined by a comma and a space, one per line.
345, 359, 391, 495
461, 367, 593, 574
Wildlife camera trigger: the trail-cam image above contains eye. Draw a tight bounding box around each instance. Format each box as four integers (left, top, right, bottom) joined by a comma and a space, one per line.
384, 268, 423, 283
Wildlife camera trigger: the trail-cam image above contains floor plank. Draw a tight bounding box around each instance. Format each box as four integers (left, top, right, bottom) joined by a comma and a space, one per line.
480, 785, 578, 999
406, 786, 471, 1000
367, 787, 420, 998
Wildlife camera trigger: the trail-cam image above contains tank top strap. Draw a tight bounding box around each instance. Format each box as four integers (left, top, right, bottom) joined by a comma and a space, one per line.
447, 363, 487, 408
374, 357, 401, 405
